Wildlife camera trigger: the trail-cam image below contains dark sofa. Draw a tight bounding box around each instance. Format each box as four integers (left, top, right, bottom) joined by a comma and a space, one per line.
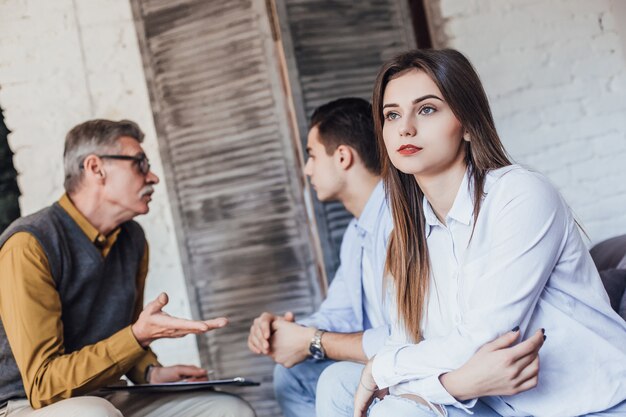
590, 234, 626, 321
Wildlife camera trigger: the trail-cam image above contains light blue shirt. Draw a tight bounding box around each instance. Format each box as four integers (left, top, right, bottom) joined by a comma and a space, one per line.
373, 165, 626, 416
299, 181, 394, 358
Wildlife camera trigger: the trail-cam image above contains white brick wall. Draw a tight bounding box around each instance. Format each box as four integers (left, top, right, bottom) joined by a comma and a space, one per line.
428, 0, 626, 245
0, 0, 200, 365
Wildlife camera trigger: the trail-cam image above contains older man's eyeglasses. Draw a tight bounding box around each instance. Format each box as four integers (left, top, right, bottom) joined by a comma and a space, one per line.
80, 154, 151, 175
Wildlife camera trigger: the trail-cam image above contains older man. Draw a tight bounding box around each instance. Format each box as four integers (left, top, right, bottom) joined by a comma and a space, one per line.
0, 120, 254, 417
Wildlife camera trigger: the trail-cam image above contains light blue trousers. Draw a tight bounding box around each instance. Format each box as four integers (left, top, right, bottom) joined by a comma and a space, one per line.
274, 360, 626, 417
312, 361, 498, 417
368, 396, 626, 417
273, 360, 363, 417
273, 360, 332, 417
369, 396, 500, 417
316, 362, 364, 417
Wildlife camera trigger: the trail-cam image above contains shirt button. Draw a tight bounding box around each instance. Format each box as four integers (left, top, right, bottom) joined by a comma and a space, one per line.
95, 236, 106, 248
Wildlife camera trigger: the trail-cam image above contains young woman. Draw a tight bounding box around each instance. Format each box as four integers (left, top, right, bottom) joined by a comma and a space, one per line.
354, 49, 626, 417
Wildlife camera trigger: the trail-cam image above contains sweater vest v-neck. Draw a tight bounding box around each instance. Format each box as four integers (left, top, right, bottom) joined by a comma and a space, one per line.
0, 202, 145, 407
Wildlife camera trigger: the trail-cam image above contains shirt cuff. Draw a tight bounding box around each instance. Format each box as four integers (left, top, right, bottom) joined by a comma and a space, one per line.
125, 348, 160, 384
106, 326, 152, 376
372, 344, 407, 388
372, 346, 476, 414
391, 375, 478, 413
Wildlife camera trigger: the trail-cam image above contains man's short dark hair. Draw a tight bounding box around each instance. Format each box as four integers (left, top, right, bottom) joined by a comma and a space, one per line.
309, 97, 380, 175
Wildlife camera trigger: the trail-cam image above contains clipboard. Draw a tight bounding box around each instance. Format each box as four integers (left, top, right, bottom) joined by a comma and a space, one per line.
102, 377, 260, 393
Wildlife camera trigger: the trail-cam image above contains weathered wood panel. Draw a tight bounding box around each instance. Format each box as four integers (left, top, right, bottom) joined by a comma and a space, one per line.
130, 1, 323, 415
277, 0, 417, 281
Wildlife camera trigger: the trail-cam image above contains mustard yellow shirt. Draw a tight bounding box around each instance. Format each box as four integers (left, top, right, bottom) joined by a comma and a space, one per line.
0, 194, 159, 408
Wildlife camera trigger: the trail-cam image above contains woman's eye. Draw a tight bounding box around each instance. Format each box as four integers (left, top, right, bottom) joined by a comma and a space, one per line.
419, 106, 436, 115
384, 112, 400, 121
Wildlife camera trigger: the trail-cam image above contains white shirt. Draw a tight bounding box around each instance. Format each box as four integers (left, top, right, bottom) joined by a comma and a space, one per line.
372, 165, 626, 417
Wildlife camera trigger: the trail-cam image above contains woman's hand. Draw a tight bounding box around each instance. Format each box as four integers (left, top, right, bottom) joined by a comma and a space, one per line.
354, 359, 388, 417
440, 328, 545, 401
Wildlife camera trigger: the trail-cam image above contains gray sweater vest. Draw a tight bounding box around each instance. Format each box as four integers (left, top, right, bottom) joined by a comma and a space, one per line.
0, 202, 145, 408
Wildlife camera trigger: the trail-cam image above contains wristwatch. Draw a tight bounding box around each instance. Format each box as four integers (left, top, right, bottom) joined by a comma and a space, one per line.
309, 329, 326, 360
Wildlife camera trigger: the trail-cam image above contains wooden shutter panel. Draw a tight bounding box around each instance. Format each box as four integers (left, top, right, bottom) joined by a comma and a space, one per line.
131, 1, 323, 415
276, 0, 417, 281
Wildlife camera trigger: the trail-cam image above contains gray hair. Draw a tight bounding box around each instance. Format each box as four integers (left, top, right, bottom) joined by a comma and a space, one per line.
63, 119, 145, 193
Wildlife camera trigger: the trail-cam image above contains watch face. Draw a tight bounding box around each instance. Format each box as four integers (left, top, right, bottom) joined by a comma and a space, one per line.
309, 345, 324, 360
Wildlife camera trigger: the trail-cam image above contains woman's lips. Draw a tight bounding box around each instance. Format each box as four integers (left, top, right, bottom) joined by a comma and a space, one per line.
397, 144, 422, 155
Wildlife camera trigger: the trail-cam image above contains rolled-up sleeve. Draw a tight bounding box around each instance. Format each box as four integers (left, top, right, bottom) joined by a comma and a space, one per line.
393, 374, 477, 412
298, 263, 361, 333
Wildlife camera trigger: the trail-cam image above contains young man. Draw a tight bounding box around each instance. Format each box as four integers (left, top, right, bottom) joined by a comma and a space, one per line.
0, 120, 255, 417
247, 98, 544, 417
248, 97, 389, 417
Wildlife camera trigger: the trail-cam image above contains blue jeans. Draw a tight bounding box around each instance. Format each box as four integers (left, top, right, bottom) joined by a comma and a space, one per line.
368, 396, 626, 417
316, 361, 364, 417
273, 360, 333, 417
313, 362, 497, 417
275, 360, 626, 417
369, 396, 500, 417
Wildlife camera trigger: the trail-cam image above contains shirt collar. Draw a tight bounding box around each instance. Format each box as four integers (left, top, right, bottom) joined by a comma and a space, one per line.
422, 196, 440, 229
58, 194, 120, 250
423, 169, 473, 236
355, 181, 386, 236
447, 169, 473, 226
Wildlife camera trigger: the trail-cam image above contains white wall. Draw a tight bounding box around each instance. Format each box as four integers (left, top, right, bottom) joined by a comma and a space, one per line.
0, 0, 199, 365
428, 0, 626, 244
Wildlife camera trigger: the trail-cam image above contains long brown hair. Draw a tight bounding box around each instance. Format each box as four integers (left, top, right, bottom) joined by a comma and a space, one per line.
372, 49, 512, 342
